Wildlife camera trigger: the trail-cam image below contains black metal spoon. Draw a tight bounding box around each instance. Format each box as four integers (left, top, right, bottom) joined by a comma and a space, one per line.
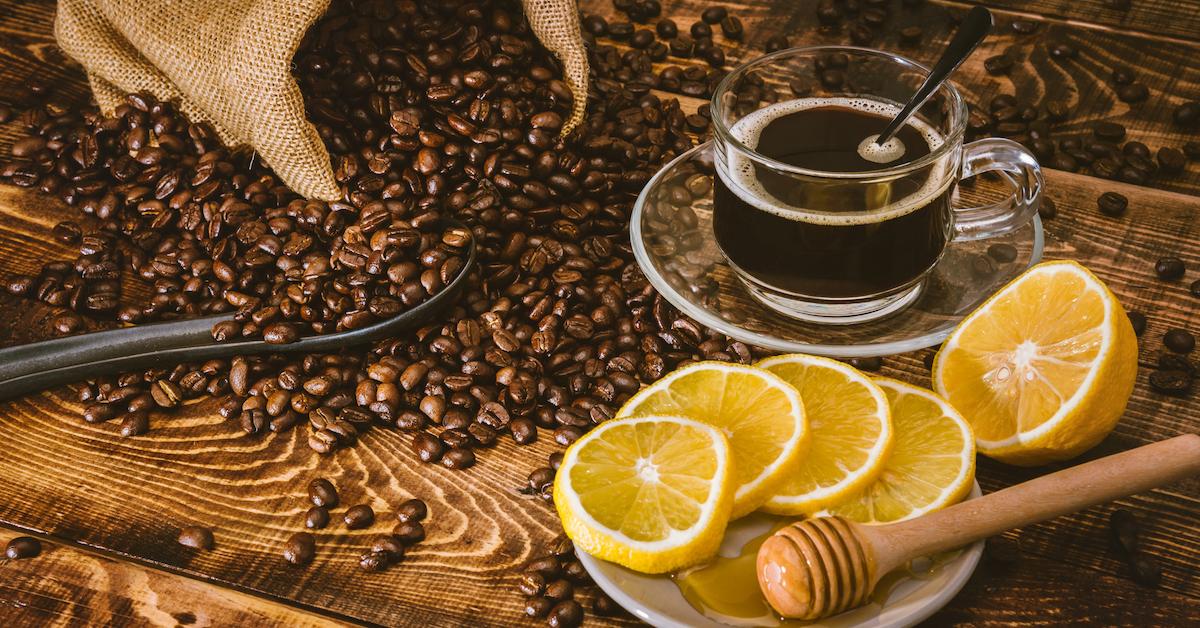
874, 6, 993, 147
0, 222, 476, 401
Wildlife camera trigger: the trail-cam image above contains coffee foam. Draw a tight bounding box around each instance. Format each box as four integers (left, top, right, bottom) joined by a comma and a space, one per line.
858, 134, 905, 164
721, 97, 951, 226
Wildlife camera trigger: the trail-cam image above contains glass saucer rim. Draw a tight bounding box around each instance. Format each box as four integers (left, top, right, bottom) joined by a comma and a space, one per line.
630, 141, 1045, 358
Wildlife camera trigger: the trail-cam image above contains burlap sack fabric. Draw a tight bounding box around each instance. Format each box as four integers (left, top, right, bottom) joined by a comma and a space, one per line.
54, 0, 589, 202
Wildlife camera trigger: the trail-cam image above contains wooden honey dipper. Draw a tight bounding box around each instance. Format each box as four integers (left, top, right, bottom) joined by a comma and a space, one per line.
757, 433, 1200, 620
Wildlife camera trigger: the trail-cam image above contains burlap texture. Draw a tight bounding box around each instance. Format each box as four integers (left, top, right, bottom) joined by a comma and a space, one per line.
54, 0, 588, 203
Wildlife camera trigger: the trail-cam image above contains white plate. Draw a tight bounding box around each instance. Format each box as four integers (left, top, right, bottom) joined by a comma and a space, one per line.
578, 482, 984, 628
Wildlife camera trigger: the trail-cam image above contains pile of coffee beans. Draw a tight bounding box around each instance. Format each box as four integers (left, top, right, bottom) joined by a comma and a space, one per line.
1, 0, 756, 470
518, 536, 619, 627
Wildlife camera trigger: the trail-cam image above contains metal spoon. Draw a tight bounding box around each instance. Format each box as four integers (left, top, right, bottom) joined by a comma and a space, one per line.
0, 221, 476, 401
874, 6, 994, 147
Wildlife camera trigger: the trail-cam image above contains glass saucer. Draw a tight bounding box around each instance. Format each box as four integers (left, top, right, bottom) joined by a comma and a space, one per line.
631, 142, 1044, 357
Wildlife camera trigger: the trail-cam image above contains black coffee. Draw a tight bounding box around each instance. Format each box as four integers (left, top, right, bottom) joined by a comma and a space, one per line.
714, 99, 952, 300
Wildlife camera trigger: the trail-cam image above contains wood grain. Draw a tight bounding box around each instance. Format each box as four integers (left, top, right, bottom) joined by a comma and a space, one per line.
0, 529, 340, 627
0, 0, 1196, 626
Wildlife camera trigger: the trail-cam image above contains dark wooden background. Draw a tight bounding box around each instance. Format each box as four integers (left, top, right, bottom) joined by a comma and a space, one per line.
0, 0, 1197, 626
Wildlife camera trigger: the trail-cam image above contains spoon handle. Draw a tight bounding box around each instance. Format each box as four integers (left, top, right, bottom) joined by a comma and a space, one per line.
865, 434, 1200, 572
875, 6, 993, 145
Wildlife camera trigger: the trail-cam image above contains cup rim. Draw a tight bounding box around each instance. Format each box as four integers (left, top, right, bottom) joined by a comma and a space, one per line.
710, 45, 969, 180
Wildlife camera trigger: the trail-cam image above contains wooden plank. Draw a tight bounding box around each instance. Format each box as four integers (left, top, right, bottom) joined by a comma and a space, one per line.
958, 0, 1200, 43
0, 529, 342, 627
925, 537, 1200, 625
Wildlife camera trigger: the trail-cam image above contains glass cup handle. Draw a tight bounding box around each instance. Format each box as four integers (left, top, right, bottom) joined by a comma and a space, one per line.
952, 137, 1043, 241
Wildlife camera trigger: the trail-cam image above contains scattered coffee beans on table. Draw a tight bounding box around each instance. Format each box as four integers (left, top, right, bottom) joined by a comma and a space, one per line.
4, 536, 42, 560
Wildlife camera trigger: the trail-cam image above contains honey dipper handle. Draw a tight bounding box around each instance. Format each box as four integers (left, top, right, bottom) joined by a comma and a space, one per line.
866, 434, 1200, 571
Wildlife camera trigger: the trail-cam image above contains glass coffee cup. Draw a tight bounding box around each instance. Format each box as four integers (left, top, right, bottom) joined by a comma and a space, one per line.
711, 46, 1042, 324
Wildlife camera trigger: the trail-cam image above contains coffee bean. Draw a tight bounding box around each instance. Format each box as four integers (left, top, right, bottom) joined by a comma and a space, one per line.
344, 504, 375, 529
1097, 191, 1128, 217
53, 312, 83, 335
305, 506, 330, 529
282, 532, 316, 566
442, 447, 475, 469
582, 14, 607, 35
1109, 509, 1140, 555
545, 579, 574, 601
177, 526, 214, 550
5, 536, 41, 559
519, 571, 547, 596
263, 323, 299, 344
151, 379, 184, 408
547, 600, 583, 628
413, 432, 445, 463
1157, 147, 1186, 175
370, 534, 405, 561
847, 356, 881, 372
987, 243, 1018, 263
1038, 196, 1058, 220
359, 549, 391, 572
1126, 311, 1146, 336
1093, 121, 1126, 141
1154, 257, 1185, 280
1164, 328, 1195, 353
53, 221, 81, 243
1117, 84, 1149, 104
984, 55, 1013, 75
396, 498, 428, 523
393, 520, 426, 544
1149, 369, 1192, 395
690, 21, 712, 39
525, 597, 554, 618
308, 478, 338, 508
1174, 102, 1200, 127
700, 7, 727, 23
1048, 42, 1077, 60
765, 35, 790, 52
1010, 19, 1039, 34
720, 16, 743, 40
1130, 553, 1162, 588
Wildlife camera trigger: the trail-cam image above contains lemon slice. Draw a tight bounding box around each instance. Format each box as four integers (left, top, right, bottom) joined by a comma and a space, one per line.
756, 354, 893, 515
933, 260, 1138, 466
820, 378, 974, 524
617, 361, 808, 519
553, 415, 734, 573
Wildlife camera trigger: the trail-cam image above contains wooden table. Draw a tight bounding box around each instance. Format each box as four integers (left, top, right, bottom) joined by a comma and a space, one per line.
0, 0, 1197, 625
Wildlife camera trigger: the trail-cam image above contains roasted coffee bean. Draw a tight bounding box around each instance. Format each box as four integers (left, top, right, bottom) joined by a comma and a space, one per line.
987, 243, 1019, 263
983, 55, 1013, 75
1157, 147, 1186, 175
5, 536, 41, 560
1173, 102, 1199, 127
1097, 191, 1128, 217
1038, 196, 1058, 220
344, 504, 375, 529
396, 498, 428, 523
847, 356, 881, 372
441, 447, 475, 469
582, 14, 607, 35
1164, 328, 1195, 353
1048, 42, 1077, 60
371, 534, 406, 561
151, 379, 184, 407
519, 571, 546, 597
1149, 369, 1192, 394
1130, 553, 1162, 588
282, 532, 316, 566
1127, 311, 1147, 336
1117, 84, 1149, 103
1011, 19, 1039, 34
655, 18, 677, 38
690, 21, 712, 39
53, 221, 82, 243
1155, 257, 1185, 280
765, 35, 790, 52
593, 593, 619, 616
413, 432, 445, 463
1109, 509, 1141, 555
525, 597, 554, 618
701, 7, 727, 23
177, 526, 214, 550
359, 549, 391, 572
547, 600, 583, 628
304, 506, 330, 529
1094, 121, 1127, 141
720, 16, 743, 40
120, 411, 150, 437
392, 520, 426, 544
53, 312, 83, 335
308, 478, 338, 508
545, 579, 574, 601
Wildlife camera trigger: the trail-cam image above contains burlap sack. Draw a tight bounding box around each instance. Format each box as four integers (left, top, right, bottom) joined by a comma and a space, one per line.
54, 0, 589, 202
